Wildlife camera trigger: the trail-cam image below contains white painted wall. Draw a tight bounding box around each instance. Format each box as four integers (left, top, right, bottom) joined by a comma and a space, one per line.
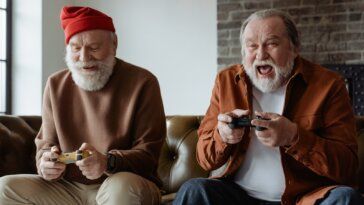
12, 0, 71, 115
75, 0, 217, 115
12, 0, 43, 115
13, 0, 217, 115
42, 0, 72, 90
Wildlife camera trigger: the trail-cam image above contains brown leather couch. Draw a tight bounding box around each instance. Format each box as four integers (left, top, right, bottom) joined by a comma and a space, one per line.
0, 115, 363, 204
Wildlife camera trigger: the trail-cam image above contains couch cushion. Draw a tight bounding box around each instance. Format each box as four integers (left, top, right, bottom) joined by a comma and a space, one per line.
158, 116, 209, 194
0, 116, 40, 176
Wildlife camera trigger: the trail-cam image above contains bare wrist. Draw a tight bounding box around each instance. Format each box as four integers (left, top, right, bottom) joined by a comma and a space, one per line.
289, 123, 299, 146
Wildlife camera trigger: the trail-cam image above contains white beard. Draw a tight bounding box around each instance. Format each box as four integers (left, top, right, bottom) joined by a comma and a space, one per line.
65, 48, 115, 91
244, 59, 294, 93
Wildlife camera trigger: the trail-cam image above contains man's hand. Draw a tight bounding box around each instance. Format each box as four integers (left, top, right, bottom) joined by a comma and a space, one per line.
217, 109, 249, 144
75, 143, 107, 180
39, 146, 66, 181
251, 111, 298, 147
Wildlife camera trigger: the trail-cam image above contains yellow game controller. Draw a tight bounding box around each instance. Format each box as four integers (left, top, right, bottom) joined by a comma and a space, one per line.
57, 150, 92, 164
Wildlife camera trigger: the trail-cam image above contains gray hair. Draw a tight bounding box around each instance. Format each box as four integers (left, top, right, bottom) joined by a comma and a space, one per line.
110, 32, 117, 42
240, 9, 300, 57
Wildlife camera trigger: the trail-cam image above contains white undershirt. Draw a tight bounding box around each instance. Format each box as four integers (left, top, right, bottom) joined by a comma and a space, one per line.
234, 85, 287, 202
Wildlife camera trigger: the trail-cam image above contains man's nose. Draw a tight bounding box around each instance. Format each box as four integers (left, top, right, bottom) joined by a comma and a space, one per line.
79, 48, 91, 62
256, 47, 268, 61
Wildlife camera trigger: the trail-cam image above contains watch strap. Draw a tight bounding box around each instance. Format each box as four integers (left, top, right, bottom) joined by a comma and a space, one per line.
106, 153, 117, 173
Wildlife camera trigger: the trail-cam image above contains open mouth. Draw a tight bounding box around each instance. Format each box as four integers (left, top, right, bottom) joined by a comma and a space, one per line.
82, 66, 97, 72
256, 65, 273, 77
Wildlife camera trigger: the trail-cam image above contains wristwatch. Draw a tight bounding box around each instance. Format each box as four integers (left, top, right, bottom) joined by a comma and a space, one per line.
106, 153, 117, 173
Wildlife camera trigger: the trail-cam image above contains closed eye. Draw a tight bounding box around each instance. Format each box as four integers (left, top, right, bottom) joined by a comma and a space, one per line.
267, 42, 278, 47
247, 43, 258, 49
71, 47, 81, 52
90, 47, 99, 52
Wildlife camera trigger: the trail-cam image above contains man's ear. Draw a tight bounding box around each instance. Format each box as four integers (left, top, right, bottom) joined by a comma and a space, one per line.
293, 45, 299, 58
113, 34, 118, 52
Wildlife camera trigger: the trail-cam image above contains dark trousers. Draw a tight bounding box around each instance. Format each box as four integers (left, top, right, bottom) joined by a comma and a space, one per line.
173, 178, 364, 205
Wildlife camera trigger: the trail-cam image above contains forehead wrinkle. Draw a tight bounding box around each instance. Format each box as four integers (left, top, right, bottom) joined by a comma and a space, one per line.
69, 33, 85, 46
244, 17, 288, 43
70, 30, 109, 46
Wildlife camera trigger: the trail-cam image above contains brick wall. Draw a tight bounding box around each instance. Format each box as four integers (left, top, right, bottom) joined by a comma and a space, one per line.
217, 0, 364, 69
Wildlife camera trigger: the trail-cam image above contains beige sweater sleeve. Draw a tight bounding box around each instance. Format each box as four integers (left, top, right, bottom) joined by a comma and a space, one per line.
35, 79, 60, 177
109, 76, 166, 177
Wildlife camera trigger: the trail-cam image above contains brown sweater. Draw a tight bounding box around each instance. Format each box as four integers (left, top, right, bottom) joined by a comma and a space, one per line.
197, 56, 358, 205
35, 58, 166, 186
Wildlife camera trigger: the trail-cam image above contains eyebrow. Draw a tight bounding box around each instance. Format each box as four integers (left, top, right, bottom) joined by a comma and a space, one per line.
265, 35, 281, 41
244, 38, 255, 43
88, 42, 101, 47
69, 43, 80, 47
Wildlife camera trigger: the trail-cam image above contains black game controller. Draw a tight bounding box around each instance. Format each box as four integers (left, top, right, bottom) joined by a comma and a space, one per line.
255, 116, 268, 131
227, 116, 267, 131
227, 116, 251, 129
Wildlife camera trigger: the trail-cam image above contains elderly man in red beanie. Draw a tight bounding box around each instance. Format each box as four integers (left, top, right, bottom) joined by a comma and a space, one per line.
0, 6, 165, 205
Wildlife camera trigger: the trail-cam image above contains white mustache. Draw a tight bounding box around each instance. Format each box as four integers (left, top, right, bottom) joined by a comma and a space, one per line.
253, 60, 276, 70
72, 61, 99, 70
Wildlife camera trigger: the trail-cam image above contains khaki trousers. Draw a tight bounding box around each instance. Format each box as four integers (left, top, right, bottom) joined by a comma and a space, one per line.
0, 172, 161, 205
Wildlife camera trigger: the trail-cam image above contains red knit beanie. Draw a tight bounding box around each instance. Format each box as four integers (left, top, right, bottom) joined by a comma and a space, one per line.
60, 6, 115, 44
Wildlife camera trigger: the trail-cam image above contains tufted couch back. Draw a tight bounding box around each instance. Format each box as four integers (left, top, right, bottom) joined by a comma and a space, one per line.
0, 115, 363, 201
158, 116, 209, 195
0, 116, 40, 176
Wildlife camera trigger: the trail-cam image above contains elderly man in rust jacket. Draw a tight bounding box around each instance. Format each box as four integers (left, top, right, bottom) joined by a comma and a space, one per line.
174, 9, 363, 205
0, 6, 165, 205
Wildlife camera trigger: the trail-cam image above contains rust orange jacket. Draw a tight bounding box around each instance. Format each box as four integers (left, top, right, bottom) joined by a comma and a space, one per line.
197, 57, 358, 205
